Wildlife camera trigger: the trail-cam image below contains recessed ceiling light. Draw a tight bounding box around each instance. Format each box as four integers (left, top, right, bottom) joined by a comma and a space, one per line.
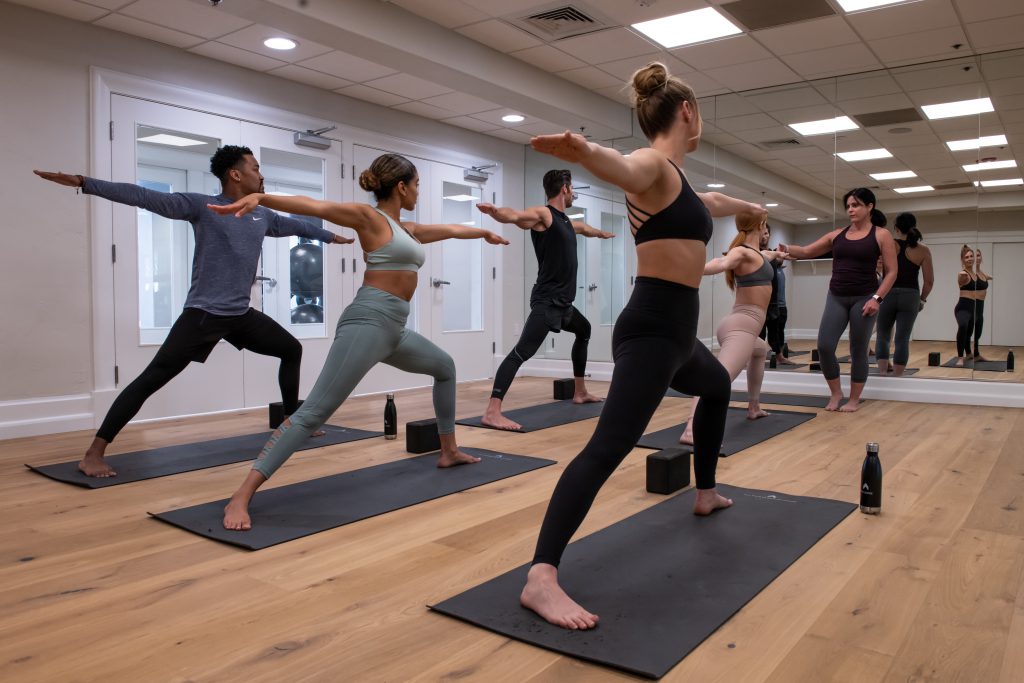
264, 37, 297, 50
707, 182, 725, 188
921, 97, 994, 120
893, 185, 934, 193
835, 0, 915, 11
788, 116, 859, 137
136, 133, 206, 147
632, 7, 741, 49
766, 203, 779, 207
836, 148, 892, 162
975, 178, 1024, 187
501, 114, 525, 123
963, 159, 1016, 172
945, 134, 1008, 151
443, 194, 476, 202
870, 170, 916, 180
806, 217, 818, 221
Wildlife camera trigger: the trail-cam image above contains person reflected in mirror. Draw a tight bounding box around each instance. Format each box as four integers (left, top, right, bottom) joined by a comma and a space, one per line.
875, 213, 933, 376
953, 245, 991, 366
759, 222, 795, 365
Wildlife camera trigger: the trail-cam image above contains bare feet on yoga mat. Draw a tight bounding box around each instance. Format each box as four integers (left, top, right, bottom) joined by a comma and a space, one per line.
839, 399, 862, 413
678, 428, 694, 446
78, 439, 115, 477
747, 406, 770, 420
572, 391, 603, 404
824, 393, 844, 411
778, 356, 797, 365
223, 497, 252, 531
521, 564, 599, 630
482, 398, 523, 431
693, 488, 733, 515
437, 449, 481, 468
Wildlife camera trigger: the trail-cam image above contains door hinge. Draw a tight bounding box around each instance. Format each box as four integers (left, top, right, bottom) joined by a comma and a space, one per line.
492, 191, 496, 203
352, 164, 356, 180
340, 163, 345, 179
111, 244, 117, 263
109, 121, 114, 140
114, 365, 119, 384
341, 259, 345, 273
492, 267, 496, 280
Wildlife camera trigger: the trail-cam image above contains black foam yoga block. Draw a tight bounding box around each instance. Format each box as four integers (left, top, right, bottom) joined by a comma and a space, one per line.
553, 378, 575, 400
269, 400, 304, 429
768, 353, 777, 369
810, 362, 821, 371
928, 351, 941, 366
646, 448, 690, 495
811, 348, 820, 361
406, 418, 441, 454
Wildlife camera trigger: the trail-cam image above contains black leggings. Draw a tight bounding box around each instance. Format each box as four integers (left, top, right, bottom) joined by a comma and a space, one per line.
491, 305, 590, 399
760, 305, 788, 355
531, 278, 730, 567
954, 298, 976, 358
974, 299, 985, 356
96, 308, 302, 442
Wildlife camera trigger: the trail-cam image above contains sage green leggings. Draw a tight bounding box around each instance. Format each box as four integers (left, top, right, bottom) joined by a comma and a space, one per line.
253, 286, 456, 478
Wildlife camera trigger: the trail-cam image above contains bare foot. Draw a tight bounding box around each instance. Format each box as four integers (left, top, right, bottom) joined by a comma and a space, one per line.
839, 399, 861, 413
223, 497, 252, 531
437, 449, 482, 468
310, 429, 326, 437
481, 410, 522, 431
78, 451, 116, 478
678, 428, 694, 446
747, 408, 770, 420
572, 391, 603, 404
778, 356, 797, 365
955, 357, 966, 368
693, 488, 733, 515
974, 354, 989, 362
520, 564, 599, 630
824, 394, 844, 411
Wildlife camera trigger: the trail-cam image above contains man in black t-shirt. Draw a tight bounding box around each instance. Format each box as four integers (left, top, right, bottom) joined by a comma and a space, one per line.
477, 169, 614, 430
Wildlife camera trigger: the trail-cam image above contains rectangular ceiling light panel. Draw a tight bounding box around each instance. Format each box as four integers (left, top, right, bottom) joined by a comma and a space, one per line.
632, 8, 742, 48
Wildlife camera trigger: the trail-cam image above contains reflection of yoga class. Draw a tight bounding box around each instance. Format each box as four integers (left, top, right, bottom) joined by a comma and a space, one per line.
5, 1, 1024, 680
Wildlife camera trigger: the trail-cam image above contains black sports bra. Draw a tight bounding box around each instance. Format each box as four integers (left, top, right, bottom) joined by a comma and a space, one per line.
626, 160, 713, 245
960, 273, 989, 291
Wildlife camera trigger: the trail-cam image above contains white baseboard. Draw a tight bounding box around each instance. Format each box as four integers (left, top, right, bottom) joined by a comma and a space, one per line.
0, 394, 95, 440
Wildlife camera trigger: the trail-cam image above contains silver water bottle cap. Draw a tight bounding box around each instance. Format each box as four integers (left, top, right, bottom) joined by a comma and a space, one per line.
866, 442, 879, 453
386, 393, 395, 400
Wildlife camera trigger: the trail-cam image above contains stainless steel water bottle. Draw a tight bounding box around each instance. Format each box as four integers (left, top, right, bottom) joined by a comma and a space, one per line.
384, 393, 397, 440
860, 442, 882, 514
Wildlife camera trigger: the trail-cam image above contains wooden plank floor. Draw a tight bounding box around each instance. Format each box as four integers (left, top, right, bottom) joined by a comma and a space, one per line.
2, 377, 1023, 682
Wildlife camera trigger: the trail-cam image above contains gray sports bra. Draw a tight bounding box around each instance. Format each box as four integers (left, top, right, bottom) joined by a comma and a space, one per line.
734, 245, 774, 288
365, 207, 426, 272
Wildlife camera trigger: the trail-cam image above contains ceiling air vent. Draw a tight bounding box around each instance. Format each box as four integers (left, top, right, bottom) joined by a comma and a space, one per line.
932, 182, 975, 191
505, 4, 611, 41
754, 138, 805, 151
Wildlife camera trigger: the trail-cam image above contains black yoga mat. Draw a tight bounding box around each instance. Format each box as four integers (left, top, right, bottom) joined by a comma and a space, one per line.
637, 407, 815, 454
837, 354, 877, 363
764, 361, 808, 370
456, 400, 604, 433
866, 367, 918, 376
151, 448, 554, 550
785, 350, 809, 357
666, 390, 830, 409
430, 484, 856, 679
25, 424, 382, 488
942, 358, 1008, 372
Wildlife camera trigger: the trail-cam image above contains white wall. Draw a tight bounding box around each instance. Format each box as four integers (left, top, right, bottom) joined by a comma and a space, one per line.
0, 2, 525, 409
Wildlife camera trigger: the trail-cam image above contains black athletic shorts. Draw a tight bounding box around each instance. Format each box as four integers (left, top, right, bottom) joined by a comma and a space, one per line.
156, 307, 287, 363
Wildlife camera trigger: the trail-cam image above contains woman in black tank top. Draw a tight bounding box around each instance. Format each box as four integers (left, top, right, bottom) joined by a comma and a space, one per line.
779, 188, 897, 411
953, 246, 994, 365
520, 62, 764, 631
875, 213, 933, 376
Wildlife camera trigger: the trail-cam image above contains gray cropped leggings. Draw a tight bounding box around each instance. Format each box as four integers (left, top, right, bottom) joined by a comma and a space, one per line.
253, 286, 456, 478
875, 287, 920, 366
817, 292, 878, 383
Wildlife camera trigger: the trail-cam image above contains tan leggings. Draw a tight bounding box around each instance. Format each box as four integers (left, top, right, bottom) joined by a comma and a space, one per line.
687, 303, 767, 429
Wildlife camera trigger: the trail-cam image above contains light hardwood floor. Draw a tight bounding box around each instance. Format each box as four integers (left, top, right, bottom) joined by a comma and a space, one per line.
2, 378, 1022, 682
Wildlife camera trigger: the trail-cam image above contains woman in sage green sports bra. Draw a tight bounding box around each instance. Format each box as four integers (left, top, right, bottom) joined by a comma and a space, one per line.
210, 153, 509, 531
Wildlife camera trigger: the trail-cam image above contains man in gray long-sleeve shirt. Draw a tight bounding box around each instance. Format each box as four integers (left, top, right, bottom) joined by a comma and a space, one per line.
35, 145, 353, 477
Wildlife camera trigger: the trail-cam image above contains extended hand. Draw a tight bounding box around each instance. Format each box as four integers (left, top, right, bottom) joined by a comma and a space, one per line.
598, 231, 616, 239
530, 131, 591, 163
862, 299, 879, 317
331, 234, 355, 244
34, 170, 83, 187
483, 231, 510, 245
476, 202, 497, 217
208, 193, 261, 218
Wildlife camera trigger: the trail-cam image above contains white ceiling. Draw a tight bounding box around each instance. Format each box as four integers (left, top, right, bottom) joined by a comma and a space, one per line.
8, 0, 1024, 222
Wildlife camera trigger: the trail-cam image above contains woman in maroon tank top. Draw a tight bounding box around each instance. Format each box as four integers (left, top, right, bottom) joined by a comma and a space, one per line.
779, 188, 897, 411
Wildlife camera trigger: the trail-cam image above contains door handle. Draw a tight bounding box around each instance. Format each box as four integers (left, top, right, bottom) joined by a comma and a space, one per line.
588, 283, 598, 291
432, 278, 451, 288
255, 275, 277, 288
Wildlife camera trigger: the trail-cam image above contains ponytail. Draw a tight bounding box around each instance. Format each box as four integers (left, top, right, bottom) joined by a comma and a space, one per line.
895, 212, 921, 246
723, 211, 764, 291
871, 208, 887, 228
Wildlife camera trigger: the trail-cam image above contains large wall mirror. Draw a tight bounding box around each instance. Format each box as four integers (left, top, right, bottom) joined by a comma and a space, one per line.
522, 47, 1024, 389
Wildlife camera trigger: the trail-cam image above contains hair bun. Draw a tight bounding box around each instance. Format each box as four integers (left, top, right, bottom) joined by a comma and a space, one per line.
358, 169, 381, 192
632, 62, 669, 101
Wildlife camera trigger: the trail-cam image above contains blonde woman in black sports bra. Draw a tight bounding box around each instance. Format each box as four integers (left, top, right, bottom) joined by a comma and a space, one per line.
520, 62, 763, 630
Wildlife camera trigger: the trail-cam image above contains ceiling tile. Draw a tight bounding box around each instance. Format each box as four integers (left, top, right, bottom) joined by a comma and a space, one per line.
456, 19, 542, 52
556, 28, 659, 63
216, 24, 333, 63
462, 0, 557, 17
486, 128, 534, 145
980, 53, 1024, 80
188, 41, 286, 72
890, 59, 982, 91
753, 15, 857, 56
742, 85, 828, 112
953, 0, 1024, 23
119, 0, 251, 40
441, 116, 501, 133
336, 84, 410, 107
77, 0, 133, 7
389, 0, 491, 28
299, 51, 397, 82
509, 45, 587, 72
671, 35, 771, 70
717, 112, 783, 133
676, 70, 730, 97
704, 57, 800, 91
268, 65, 353, 91
594, 84, 633, 105
515, 120, 572, 136
845, 0, 959, 40
363, 73, 452, 99
868, 26, 970, 67
965, 15, 1024, 50
907, 85, 991, 108
6, 0, 107, 22
596, 53, 690, 81
94, 13, 203, 48
781, 43, 883, 79
419, 91, 499, 115
836, 93, 916, 116
584, 0, 708, 25
988, 78, 1024, 98
558, 66, 622, 90
392, 100, 452, 120
702, 93, 761, 118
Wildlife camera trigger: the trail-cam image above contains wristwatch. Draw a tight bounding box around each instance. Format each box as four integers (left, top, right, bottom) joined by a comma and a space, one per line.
871, 294, 883, 303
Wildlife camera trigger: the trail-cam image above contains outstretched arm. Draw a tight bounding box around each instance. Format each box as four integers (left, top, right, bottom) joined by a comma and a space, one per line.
572, 221, 615, 239
35, 170, 198, 221
531, 132, 662, 195
697, 193, 765, 218
780, 229, 840, 259
704, 247, 748, 276
209, 193, 375, 234
269, 212, 354, 244
477, 203, 549, 231
406, 222, 509, 246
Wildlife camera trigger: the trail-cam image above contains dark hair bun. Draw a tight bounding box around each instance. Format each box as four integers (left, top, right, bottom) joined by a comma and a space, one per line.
633, 62, 669, 101
358, 170, 381, 192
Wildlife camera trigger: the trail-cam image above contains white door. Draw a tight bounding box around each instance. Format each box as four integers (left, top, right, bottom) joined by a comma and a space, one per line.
110, 96, 242, 421
990, 242, 1021, 346
238, 122, 350, 408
